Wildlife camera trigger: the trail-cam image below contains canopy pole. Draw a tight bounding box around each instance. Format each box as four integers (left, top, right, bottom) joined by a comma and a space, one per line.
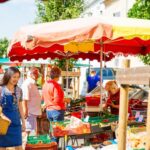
66, 59, 69, 97
146, 90, 150, 150
118, 59, 130, 150
100, 43, 103, 111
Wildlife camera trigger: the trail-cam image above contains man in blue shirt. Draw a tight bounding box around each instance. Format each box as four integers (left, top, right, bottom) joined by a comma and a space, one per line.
87, 70, 100, 93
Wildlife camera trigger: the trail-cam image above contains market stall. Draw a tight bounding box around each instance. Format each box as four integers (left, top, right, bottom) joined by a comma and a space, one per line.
8, 16, 150, 150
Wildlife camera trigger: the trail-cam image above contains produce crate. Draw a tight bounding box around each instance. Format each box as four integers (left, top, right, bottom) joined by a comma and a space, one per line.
131, 105, 147, 111
69, 123, 91, 135
70, 98, 86, 107
88, 116, 102, 124
85, 96, 100, 106
25, 142, 57, 150
67, 106, 83, 113
129, 126, 146, 134
129, 99, 142, 105
71, 111, 82, 119
27, 135, 51, 144
51, 121, 69, 137
87, 115, 117, 133
37, 113, 50, 135
101, 116, 119, 123
89, 131, 113, 143
86, 115, 118, 124
51, 121, 91, 137
90, 123, 103, 133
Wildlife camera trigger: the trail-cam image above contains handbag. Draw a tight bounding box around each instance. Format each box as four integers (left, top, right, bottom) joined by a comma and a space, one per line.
0, 87, 11, 135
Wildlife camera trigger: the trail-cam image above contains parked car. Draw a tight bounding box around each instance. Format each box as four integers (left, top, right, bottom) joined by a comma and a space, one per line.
86, 67, 115, 81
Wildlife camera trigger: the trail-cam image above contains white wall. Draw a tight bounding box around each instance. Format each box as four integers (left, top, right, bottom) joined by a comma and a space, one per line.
83, 0, 136, 17
106, 56, 145, 68
83, 0, 104, 17
103, 0, 136, 17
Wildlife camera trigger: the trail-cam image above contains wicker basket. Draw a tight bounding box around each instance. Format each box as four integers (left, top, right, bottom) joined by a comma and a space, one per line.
0, 115, 11, 135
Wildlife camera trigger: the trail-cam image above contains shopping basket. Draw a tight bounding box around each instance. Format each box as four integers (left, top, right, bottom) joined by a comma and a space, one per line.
86, 96, 100, 106
0, 114, 11, 135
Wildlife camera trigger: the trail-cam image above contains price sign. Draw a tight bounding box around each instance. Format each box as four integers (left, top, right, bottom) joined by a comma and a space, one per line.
135, 111, 140, 118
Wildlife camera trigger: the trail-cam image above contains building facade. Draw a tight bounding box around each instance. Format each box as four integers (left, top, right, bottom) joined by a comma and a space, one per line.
83, 0, 136, 18
83, 0, 145, 68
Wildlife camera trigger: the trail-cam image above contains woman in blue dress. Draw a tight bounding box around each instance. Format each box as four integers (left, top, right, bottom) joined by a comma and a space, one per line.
0, 67, 25, 150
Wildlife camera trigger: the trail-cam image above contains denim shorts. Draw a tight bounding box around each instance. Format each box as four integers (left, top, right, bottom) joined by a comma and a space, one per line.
46, 110, 64, 122
46, 110, 64, 143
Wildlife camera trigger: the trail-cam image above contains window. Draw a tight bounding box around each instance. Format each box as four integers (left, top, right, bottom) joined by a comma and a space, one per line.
113, 12, 120, 17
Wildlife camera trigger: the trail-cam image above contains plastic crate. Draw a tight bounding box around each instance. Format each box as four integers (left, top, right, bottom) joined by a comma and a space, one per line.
70, 98, 86, 106
129, 99, 142, 105
25, 142, 57, 150
71, 112, 82, 119
90, 132, 113, 143
27, 135, 51, 144
131, 105, 147, 110
87, 116, 102, 124
90, 124, 103, 133
86, 115, 118, 124
85, 96, 100, 106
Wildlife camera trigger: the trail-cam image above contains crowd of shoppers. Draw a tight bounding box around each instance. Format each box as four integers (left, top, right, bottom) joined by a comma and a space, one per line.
0, 66, 68, 149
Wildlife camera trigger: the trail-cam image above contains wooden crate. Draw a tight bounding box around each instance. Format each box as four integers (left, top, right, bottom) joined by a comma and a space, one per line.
61, 71, 80, 77
37, 112, 50, 135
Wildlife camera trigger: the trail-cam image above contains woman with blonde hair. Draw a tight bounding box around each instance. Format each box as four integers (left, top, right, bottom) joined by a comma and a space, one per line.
104, 80, 120, 115
104, 80, 131, 116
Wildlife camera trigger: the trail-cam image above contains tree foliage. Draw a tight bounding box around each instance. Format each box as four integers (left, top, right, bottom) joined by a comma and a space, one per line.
35, 0, 84, 70
128, 0, 150, 65
128, 0, 150, 19
54, 58, 76, 71
35, 0, 84, 23
0, 38, 9, 58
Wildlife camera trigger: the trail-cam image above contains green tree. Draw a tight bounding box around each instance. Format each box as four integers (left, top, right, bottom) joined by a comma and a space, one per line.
54, 58, 76, 71
35, 0, 84, 23
128, 0, 150, 65
0, 38, 9, 58
35, 0, 84, 70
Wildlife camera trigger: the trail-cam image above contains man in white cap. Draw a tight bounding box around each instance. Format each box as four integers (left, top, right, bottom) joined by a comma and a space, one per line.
22, 67, 41, 135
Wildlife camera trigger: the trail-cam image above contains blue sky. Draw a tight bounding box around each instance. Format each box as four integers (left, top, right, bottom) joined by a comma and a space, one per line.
0, 0, 36, 39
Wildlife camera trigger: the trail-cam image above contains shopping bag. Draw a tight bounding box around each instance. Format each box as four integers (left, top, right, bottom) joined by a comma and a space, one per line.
0, 106, 11, 135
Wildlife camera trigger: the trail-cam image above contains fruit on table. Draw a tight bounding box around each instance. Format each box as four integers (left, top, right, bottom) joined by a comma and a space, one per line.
53, 124, 69, 136
102, 119, 109, 123
53, 122, 91, 136
103, 141, 112, 146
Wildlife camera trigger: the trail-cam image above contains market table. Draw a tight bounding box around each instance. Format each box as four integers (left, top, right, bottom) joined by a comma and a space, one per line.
57, 121, 145, 150
58, 125, 113, 150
